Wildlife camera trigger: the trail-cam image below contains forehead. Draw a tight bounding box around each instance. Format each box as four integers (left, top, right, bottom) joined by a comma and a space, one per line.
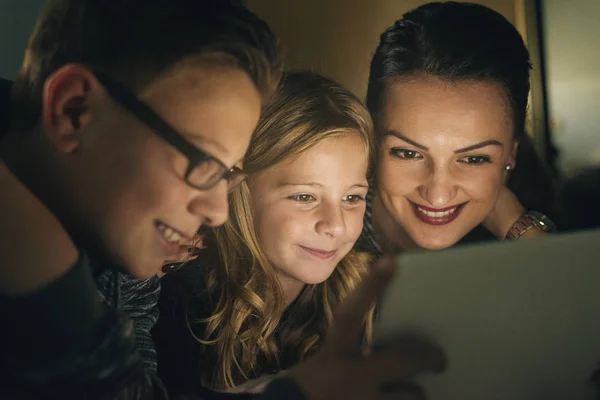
257, 134, 369, 184
382, 76, 513, 141
137, 63, 262, 164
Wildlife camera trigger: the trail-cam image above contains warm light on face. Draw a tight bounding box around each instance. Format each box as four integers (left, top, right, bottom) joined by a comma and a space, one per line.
376, 76, 517, 250
249, 134, 369, 293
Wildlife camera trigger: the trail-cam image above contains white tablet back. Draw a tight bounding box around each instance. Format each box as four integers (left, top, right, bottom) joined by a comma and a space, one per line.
374, 229, 600, 400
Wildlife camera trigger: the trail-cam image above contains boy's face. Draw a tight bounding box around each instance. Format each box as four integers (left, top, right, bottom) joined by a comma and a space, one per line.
43, 63, 262, 278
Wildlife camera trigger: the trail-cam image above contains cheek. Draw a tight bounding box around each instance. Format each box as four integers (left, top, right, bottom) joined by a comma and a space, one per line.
253, 204, 307, 253
461, 169, 504, 204
103, 142, 190, 222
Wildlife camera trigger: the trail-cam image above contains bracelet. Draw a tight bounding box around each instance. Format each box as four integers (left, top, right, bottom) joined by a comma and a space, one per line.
505, 211, 557, 240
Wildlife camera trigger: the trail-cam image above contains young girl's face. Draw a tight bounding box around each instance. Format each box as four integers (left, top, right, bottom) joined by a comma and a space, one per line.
249, 133, 369, 295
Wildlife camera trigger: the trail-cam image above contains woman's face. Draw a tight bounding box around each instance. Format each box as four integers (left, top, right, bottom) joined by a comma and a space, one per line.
376, 75, 517, 250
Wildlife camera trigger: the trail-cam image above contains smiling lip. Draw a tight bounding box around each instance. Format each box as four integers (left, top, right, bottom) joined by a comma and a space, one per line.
155, 221, 194, 255
299, 246, 337, 260
410, 201, 467, 226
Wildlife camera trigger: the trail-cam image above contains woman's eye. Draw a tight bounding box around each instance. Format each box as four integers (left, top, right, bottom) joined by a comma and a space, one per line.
459, 155, 492, 165
290, 194, 315, 202
390, 148, 423, 160
343, 194, 365, 204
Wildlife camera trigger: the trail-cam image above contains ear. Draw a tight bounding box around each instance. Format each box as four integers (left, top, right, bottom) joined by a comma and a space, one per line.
503, 138, 519, 183
508, 138, 519, 169
41, 64, 97, 153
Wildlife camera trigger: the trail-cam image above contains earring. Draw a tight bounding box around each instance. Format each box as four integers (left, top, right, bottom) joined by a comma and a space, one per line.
505, 165, 512, 171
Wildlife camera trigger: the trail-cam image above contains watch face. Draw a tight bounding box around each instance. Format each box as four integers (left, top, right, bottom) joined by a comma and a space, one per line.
525, 211, 557, 232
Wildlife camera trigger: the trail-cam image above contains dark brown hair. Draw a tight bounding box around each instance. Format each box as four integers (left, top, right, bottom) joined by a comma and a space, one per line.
367, 1, 559, 219
11, 0, 283, 132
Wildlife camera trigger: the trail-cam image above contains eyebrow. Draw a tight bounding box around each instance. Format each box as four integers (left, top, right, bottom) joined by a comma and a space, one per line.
454, 140, 503, 153
276, 182, 369, 190
383, 130, 503, 154
383, 130, 427, 150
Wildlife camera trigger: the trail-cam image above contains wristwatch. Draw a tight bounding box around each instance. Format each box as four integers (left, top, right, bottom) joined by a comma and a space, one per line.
505, 211, 557, 240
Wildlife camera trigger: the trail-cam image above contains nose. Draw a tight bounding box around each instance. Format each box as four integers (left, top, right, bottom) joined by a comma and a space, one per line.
187, 180, 229, 227
418, 163, 458, 208
315, 200, 346, 238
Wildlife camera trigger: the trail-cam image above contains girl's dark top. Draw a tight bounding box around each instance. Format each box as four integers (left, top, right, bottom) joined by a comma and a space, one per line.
154, 261, 213, 397
154, 258, 308, 400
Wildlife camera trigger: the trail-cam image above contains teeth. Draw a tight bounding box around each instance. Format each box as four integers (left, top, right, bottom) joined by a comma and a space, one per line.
157, 223, 183, 244
417, 206, 458, 218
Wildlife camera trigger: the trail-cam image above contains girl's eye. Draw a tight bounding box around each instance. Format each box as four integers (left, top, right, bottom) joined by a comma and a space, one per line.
290, 194, 315, 202
459, 155, 492, 165
343, 194, 365, 204
390, 148, 423, 160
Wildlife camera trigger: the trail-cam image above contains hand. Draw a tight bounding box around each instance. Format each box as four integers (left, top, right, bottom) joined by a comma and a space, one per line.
286, 257, 446, 400
0, 162, 78, 296
483, 185, 526, 239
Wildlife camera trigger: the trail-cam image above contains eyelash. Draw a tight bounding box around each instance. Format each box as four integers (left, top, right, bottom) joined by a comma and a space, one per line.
390, 148, 423, 160
390, 148, 492, 166
343, 194, 365, 204
458, 155, 492, 165
289, 194, 315, 203
288, 194, 366, 204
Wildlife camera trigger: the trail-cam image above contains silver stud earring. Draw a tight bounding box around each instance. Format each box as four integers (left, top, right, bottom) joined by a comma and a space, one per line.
505, 165, 512, 171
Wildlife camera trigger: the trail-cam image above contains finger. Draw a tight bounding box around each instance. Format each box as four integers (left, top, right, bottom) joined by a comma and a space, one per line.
329, 256, 396, 355
365, 336, 446, 383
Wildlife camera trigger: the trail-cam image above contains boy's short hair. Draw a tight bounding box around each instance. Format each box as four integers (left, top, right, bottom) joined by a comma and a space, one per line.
11, 0, 282, 131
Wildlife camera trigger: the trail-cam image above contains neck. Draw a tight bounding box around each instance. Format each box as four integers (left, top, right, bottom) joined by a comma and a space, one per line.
371, 191, 419, 252
275, 271, 306, 308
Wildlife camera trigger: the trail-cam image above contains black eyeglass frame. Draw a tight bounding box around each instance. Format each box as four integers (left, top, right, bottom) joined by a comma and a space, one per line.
94, 71, 246, 191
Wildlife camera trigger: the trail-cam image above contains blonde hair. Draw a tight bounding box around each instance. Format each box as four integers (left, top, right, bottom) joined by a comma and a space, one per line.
189, 71, 376, 390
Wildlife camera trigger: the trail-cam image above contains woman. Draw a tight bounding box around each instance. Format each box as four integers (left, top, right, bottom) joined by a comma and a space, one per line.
360, 1, 558, 255
153, 71, 376, 396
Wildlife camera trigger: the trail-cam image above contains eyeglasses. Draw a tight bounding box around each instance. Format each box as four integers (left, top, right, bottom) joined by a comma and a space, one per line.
94, 71, 247, 191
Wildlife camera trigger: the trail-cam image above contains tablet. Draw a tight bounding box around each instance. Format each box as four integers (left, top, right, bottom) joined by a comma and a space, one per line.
374, 229, 600, 400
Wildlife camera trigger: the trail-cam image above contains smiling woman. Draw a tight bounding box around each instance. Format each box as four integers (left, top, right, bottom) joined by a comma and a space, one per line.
376, 77, 517, 249
360, 1, 558, 254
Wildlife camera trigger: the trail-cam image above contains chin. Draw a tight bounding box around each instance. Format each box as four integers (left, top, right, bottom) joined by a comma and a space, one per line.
298, 274, 332, 286
297, 268, 338, 286
121, 256, 161, 279
412, 233, 462, 251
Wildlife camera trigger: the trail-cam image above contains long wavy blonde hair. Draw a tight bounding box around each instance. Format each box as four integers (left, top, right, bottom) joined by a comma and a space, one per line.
189, 70, 376, 391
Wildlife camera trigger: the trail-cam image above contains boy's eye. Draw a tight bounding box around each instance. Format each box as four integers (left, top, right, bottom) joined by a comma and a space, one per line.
290, 194, 315, 202
343, 194, 365, 204
459, 155, 492, 165
390, 148, 423, 160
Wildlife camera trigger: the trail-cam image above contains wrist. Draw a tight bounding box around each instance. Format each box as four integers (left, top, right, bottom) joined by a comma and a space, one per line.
505, 211, 557, 240
485, 202, 526, 239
